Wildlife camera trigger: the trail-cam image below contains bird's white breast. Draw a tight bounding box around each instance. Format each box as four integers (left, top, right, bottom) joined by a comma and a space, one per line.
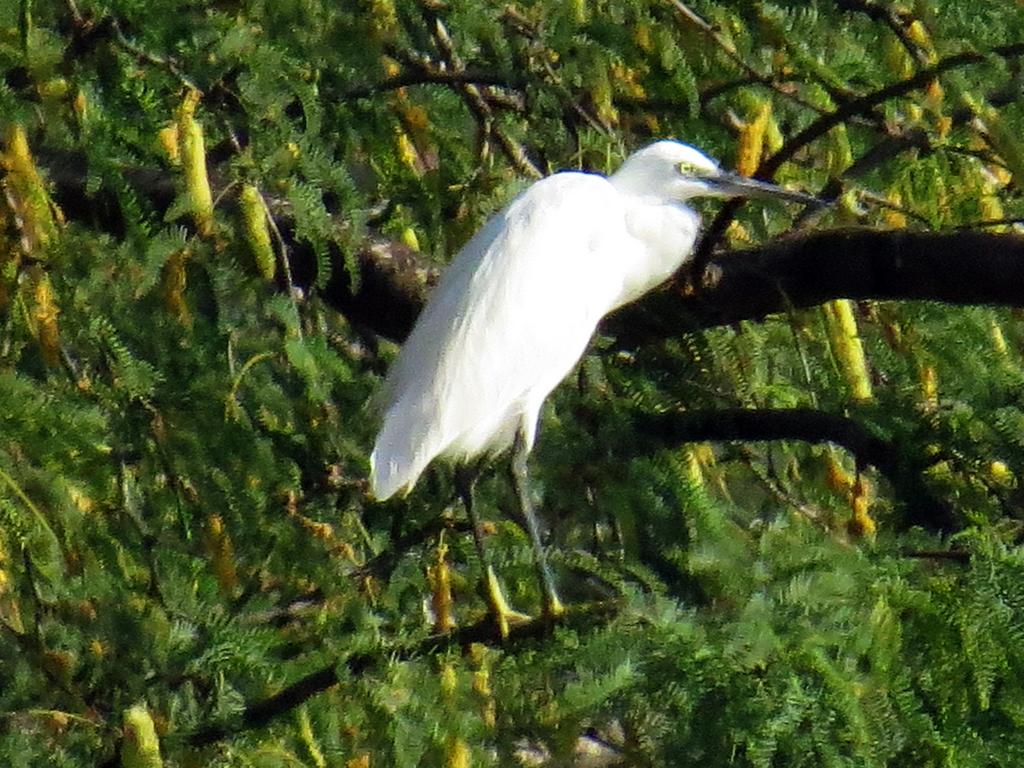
610, 199, 701, 310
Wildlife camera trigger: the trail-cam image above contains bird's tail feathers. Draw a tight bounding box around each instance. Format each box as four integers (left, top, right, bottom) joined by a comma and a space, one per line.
368, 453, 410, 501
369, 412, 436, 501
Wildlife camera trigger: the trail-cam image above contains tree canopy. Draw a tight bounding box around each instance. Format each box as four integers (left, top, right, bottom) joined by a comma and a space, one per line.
4, 0, 1024, 765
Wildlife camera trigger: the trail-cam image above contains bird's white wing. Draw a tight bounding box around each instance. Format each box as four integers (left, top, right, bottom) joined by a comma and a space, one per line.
370, 172, 638, 499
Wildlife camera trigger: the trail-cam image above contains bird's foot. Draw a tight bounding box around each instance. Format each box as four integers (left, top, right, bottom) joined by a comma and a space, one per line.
484, 566, 531, 638
542, 591, 566, 622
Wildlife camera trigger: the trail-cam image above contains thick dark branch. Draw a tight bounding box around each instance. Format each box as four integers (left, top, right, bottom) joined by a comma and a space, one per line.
227, 409, 954, 692
618, 407, 955, 530
189, 599, 619, 746
320, 227, 1024, 348
40, 146, 1024, 345
317, 236, 434, 342
38, 145, 1024, 348
38, 146, 435, 341
606, 228, 1024, 346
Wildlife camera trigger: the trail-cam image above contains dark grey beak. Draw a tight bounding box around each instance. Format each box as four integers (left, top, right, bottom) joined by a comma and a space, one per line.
709, 170, 825, 207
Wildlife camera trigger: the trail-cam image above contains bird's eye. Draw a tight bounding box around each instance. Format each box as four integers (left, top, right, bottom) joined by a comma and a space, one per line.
677, 161, 699, 176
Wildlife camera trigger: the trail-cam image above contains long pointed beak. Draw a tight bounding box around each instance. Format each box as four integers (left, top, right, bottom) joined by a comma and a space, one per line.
709, 171, 825, 207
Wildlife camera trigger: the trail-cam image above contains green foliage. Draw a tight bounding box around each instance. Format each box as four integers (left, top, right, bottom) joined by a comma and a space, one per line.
2, 0, 1024, 765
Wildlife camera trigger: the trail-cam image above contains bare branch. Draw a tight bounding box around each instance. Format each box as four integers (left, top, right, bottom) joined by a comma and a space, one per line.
608, 227, 1024, 345
612, 407, 956, 530
37, 147, 1024, 346
342, 69, 527, 100
189, 599, 621, 746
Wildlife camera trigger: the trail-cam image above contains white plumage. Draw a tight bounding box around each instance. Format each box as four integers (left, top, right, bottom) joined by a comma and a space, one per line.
368, 139, 819, 629
369, 141, 715, 499
369, 139, 818, 500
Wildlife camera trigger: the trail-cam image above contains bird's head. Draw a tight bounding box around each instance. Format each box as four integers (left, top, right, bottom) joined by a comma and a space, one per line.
609, 140, 820, 206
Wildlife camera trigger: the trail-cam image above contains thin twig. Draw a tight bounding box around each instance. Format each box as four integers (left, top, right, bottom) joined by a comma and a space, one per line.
833, 0, 931, 66
107, 17, 200, 92
353, 514, 470, 582
903, 548, 970, 562
765, 45, 1024, 177
857, 189, 933, 227
343, 70, 526, 100
61, 0, 83, 25
668, 0, 763, 83
740, 446, 826, 523
692, 42, 1024, 272
667, 0, 828, 115
953, 217, 1024, 230
416, 4, 542, 178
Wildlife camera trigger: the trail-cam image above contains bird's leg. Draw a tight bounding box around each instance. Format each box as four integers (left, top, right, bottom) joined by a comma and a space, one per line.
508, 430, 565, 620
454, 466, 526, 638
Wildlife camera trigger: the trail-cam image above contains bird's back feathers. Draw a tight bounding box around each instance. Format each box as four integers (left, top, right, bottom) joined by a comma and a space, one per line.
370, 165, 700, 499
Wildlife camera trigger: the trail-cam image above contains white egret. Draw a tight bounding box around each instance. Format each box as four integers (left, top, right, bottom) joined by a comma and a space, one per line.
370, 140, 817, 633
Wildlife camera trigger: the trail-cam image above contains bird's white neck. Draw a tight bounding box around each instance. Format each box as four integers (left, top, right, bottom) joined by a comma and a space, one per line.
609, 197, 701, 310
